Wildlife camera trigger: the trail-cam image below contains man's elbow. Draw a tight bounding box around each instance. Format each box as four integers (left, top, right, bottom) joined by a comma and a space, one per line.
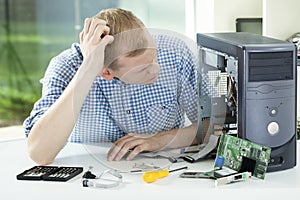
27, 140, 55, 166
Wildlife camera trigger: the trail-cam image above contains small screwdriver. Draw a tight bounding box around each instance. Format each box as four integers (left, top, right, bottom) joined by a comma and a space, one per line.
142, 166, 188, 183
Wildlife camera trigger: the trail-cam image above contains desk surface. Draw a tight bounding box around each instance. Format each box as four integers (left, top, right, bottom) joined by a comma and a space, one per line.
0, 138, 299, 200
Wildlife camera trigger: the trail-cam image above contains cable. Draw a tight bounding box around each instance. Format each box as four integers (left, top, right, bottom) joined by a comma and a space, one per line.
82, 169, 122, 189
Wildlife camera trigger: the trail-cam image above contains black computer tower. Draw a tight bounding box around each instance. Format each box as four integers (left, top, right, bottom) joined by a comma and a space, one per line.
197, 32, 297, 172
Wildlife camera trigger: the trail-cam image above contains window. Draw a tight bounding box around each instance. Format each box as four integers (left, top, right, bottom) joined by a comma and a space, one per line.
0, 0, 186, 127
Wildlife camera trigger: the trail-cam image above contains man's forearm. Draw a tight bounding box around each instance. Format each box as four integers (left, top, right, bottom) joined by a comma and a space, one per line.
27, 60, 98, 165
160, 122, 198, 150
27, 18, 113, 165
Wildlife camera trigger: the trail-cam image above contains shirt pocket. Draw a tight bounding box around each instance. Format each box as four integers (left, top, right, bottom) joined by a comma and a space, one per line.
147, 100, 179, 133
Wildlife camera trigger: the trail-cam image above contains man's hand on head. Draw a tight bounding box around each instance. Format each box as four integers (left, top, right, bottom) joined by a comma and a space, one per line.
79, 18, 114, 74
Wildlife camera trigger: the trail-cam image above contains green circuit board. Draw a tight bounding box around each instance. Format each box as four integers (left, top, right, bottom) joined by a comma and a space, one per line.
215, 134, 271, 179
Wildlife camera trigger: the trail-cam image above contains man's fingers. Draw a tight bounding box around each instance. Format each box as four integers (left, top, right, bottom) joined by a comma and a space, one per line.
107, 134, 141, 161
107, 139, 133, 161
83, 18, 92, 37
102, 35, 114, 45
87, 18, 107, 38
82, 18, 108, 43
79, 31, 84, 44
112, 139, 146, 161
93, 25, 111, 44
126, 143, 148, 161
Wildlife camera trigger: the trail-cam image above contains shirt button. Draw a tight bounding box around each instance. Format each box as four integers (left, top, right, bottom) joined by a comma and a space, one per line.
126, 110, 131, 114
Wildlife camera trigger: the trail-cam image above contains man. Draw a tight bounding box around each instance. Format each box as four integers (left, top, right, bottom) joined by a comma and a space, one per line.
23, 8, 199, 165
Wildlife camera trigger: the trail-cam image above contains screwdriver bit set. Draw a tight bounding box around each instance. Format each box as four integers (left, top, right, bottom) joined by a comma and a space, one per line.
16, 166, 83, 182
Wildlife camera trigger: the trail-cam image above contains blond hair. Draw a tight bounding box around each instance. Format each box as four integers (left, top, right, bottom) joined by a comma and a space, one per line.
94, 8, 145, 35
94, 8, 153, 69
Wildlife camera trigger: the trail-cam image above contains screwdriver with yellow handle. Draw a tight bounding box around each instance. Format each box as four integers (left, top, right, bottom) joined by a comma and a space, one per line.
142, 166, 188, 183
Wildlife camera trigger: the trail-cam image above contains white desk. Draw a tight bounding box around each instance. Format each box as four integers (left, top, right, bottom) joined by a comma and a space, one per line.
0, 138, 299, 200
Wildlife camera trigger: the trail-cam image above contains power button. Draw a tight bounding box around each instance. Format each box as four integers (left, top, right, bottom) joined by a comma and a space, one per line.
267, 122, 279, 135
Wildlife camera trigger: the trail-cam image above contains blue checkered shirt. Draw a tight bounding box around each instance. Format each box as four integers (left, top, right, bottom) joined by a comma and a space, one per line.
23, 34, 199, 143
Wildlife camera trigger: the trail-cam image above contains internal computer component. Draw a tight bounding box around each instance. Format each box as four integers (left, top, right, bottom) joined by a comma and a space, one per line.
214, 134, 271, 179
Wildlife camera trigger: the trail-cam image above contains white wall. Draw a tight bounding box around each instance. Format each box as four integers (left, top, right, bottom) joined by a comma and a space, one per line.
214, 0, 262, 32
263, 0, 300, 40
195, 0, 300, 40
195, 0, 262, 33
195, 0, 214, 34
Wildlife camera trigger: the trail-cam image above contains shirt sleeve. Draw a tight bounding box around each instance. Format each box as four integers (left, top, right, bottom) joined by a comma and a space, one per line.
23, 44, 82, 137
